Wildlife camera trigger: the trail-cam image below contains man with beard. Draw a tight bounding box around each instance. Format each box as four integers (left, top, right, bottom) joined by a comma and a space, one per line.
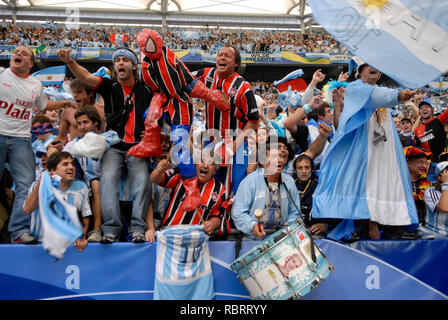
57, 47, 152, 243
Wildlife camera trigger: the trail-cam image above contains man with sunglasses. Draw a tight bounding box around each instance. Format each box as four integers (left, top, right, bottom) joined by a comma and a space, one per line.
57, 47, 152, 243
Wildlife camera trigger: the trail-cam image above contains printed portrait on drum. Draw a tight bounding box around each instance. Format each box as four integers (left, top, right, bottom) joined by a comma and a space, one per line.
277, 253, 303, 278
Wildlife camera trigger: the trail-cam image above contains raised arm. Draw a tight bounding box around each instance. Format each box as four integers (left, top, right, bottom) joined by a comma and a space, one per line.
302, 69, 326, 105
57, 49, 100, 88
303, 122, 332, 160
150, 159, 171, 185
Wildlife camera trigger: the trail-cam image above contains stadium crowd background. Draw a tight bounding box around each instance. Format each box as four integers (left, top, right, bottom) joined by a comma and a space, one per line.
0, 18, 349, 54
1, 15, 448, 246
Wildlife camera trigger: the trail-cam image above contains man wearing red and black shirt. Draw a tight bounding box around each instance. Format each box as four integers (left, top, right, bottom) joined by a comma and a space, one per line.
57, 47, 152, 243
149, 150, 227, 236
193, 45, 259, 196
414, 98, 448, 162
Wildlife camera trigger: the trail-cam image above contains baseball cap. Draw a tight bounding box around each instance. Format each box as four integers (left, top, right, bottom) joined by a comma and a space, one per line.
435, 162, 448, 176
418, 97, 433, 109
401, 117, 412, 123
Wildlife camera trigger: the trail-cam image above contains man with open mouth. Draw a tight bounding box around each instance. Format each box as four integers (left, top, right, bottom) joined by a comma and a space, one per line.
148, 149, 226, 237
193, 44, 260, 206
57, 47, 152, 244
0, 46, 73, 244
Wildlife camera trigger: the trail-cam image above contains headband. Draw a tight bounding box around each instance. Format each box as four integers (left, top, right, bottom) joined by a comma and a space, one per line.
31, 122, 55, 136
112, 48, 138, 65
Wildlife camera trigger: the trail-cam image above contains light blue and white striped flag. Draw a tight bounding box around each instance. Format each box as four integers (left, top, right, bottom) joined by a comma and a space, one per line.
32, 65, 66, 86
38, 172, 83, 259
308, 0, 448, 89
154, 225, 215, 300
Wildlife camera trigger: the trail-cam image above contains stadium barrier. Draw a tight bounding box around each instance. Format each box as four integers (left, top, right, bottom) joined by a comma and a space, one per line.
0, 239, 446, 300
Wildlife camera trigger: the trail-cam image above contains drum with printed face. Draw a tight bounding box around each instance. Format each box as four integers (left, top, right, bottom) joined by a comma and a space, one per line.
230, 219, 333, 300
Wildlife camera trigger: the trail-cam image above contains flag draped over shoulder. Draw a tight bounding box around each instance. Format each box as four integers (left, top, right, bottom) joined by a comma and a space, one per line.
312, 79, 419, 227
31, 65, 66, 86
38, 172, 83, 259
307, 0, 448, 88
154, 225, 215, 300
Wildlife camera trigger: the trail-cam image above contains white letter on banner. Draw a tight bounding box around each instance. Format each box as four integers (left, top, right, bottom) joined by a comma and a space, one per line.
333, 7, 362, 43
432, 12, 448, 53
65, 265, 80, 290
365, 265, 380, 290
386, 0, 435, 41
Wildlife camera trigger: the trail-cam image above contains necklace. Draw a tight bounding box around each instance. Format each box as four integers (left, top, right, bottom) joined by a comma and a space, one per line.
297, 179, 311, 199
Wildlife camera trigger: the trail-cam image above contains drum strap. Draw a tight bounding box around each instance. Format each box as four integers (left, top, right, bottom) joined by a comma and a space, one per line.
280, 175, 317, 264
234, 231, 243, 260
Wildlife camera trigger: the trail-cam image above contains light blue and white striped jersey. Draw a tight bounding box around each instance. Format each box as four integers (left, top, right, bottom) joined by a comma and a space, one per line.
64, 137, 101, 184
154, 225, 215, 300
29, 172, 84, 259
29, 179, 92, 240
423, 187, 448, 237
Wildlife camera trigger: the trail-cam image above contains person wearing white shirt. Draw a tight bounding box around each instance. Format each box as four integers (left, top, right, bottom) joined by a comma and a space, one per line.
0, 46, 66, 244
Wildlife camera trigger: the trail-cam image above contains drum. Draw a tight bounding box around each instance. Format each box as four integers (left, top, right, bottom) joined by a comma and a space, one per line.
230, 219, 333, 300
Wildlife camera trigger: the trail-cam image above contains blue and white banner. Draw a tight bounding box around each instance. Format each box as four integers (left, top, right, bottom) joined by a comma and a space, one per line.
38, 172, 83, 259
31, 65, 66, 86
308, 0, 448, 89
0, 45, 352, 65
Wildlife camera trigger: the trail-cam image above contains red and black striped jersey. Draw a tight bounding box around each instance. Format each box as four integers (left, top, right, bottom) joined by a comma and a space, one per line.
159, 167, 227, 227
140, 46, 196, 125
194, 67, 259, 137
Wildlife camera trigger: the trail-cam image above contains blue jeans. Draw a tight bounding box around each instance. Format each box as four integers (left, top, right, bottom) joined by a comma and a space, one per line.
0, 135, 36, 241
100, 147, 151, 237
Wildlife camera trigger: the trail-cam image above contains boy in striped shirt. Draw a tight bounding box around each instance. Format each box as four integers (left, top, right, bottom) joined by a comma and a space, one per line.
421, 162, 448, 238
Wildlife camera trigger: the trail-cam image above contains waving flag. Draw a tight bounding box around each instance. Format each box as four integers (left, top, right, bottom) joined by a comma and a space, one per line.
154, 225, 215, 300
32, 65, 66, 86
273, 69, 307, 92
109, 33, 130, 46
38, 172, 83, 259
307, 0, 448, 89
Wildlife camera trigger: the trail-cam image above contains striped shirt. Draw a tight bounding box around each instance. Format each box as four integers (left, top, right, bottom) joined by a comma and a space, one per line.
63, 136, 101, 184
140, 46, 196, 125
194, 67, 259, 137
424, 187, 448, 237
29, 179, 92, 240
159, 167, 226, 227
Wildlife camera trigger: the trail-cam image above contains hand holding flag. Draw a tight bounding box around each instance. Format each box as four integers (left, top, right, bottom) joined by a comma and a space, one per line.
399, 89, 417, 103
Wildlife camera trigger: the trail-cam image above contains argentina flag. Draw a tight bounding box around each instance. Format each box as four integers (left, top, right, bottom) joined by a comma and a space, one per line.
307, 0, 448, 89
312, 79, 419, 228
32, 65, 66, 86
273, 69, 307, 92
38, 172, 83, 259
154, 225, 215, 300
